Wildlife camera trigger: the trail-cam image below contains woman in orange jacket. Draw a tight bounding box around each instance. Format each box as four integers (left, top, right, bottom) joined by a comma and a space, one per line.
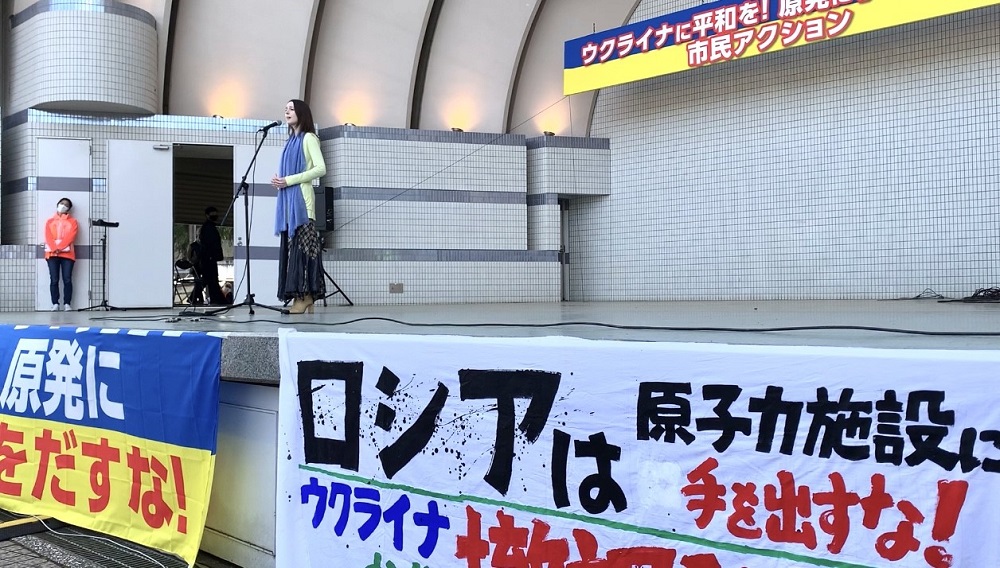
43, 197, 79, 311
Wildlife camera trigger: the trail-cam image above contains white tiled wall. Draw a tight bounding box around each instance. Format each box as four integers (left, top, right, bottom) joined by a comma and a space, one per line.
527, 146, 611, 197
324, 260, 560, 305
527, 205, 560, 251
0, 125, 34, 182
576, 1, 1000, 301
1, 190, 37, 245
325, 134, 528, 251
0, 125, 37, 244
0, 247, 35, 312
328, 138, 526, 193
317, 128, 559, 304
333, 201, 526, 250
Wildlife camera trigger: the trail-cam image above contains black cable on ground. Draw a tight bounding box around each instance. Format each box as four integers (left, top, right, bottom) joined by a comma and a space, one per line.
81, 315, 1000, 337
884, 288, 950, 301
966, 287, 1000, 301
939, 287, 1000, 303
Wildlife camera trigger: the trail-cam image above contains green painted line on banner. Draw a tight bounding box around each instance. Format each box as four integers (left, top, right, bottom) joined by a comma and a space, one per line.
299, 464, 875, 568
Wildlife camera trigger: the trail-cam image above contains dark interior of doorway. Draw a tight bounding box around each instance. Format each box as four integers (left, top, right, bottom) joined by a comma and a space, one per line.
172, 144, 235, 306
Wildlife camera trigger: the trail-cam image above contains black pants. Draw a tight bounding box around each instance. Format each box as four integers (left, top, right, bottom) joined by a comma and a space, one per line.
47, 257, 74, 305
192, 259, 226, 305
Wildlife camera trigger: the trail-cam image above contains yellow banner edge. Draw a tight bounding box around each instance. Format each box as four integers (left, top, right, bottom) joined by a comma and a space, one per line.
564, 0, 1000, 95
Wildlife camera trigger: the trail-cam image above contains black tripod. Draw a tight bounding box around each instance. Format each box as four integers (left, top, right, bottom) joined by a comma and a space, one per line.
207, 126, 288, 316
79, 219, 125, 311
317, 264, 353, 307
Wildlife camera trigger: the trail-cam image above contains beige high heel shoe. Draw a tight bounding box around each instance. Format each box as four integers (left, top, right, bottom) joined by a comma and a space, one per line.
287, 295, 315, 314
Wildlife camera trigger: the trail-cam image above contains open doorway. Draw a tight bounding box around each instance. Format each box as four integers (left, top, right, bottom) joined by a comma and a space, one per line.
172, 144, 235, 306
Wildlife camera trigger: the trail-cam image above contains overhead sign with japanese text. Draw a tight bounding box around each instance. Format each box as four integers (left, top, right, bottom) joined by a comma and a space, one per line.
564, 0, 1000, 94
277, 331, 1000, 568
0, 325, 222, 567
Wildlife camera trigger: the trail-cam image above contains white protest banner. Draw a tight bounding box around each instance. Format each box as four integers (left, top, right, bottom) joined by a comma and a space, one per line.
277, 331, 1000, 568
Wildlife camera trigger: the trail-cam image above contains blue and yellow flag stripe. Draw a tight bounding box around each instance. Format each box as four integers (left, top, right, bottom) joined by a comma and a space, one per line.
0, 415, 215, 565
564, 0, 1000, 95
0, 325, 220, 452
0, 326, 221, 567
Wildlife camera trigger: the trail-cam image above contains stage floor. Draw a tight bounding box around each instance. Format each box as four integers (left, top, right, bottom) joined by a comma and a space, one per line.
2, 299, 998, 567
2, 299, 998, 351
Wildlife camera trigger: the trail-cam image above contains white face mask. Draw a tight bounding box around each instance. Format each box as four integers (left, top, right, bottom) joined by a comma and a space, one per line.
57, 204, 69, 214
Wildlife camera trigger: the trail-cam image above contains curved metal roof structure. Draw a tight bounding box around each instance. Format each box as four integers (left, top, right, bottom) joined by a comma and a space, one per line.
134, 0, 639, 135
161, 0, 637, 135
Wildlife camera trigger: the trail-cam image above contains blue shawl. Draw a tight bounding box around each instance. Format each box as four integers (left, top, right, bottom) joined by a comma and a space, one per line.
275, 132, 309, 238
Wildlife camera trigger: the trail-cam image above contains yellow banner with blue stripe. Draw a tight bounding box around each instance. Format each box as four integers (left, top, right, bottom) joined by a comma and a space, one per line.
564, 0, 1000, 95
0, 325, 221, 566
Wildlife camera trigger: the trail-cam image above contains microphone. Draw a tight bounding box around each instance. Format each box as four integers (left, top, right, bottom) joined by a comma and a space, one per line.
91, 219, 119, 228
257, 121, 282, 132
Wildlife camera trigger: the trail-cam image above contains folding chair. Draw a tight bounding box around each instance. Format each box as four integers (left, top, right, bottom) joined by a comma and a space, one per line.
174, 258, 205, 306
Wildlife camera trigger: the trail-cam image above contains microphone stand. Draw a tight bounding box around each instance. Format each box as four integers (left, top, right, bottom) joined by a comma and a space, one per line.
206, 126, 288, 316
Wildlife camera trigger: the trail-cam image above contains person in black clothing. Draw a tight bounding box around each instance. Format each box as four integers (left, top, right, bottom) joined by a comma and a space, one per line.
191, 206, 227, 305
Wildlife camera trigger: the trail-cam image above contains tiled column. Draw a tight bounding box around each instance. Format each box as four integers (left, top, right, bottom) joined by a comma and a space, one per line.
8, 1, 159, 114
526, 136, 610, 300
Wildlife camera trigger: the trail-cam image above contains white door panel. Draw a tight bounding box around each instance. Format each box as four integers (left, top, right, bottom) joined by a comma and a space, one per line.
39, 138, 90, 178
107, 141, 173, 308
233, 144, 283, 305
36, 138, 91, 311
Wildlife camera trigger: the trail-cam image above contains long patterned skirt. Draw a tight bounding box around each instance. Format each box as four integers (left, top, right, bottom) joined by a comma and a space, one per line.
277, 221, 326, 302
